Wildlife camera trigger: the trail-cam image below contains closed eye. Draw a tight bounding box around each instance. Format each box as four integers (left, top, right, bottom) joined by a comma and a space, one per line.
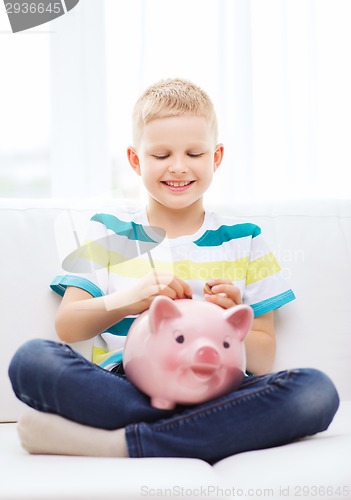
152, 155, 169, 160
187, 153, 204, 158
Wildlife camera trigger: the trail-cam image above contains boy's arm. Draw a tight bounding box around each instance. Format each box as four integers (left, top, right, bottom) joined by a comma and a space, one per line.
55, 272, 192, 343
244, 311, 276, 376
203, 279, 276, 375
55, 287, 140, 343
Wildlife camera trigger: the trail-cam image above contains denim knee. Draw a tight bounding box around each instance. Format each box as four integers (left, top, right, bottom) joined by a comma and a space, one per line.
289, 368, 339, 433
8, 339, 62, 398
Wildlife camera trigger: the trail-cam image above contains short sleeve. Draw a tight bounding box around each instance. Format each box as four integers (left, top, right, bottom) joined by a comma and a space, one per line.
242, 230, 295, 317
50, 214, 109, 298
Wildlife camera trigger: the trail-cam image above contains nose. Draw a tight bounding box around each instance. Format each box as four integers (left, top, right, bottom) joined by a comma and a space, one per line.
168, 157, 188, 174
194, 346, 220, 366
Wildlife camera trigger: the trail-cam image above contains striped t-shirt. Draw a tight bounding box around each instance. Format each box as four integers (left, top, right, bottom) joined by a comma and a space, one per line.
51, 206, 295, 371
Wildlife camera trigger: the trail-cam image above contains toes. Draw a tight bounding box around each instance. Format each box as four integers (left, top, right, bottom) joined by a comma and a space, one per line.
17, 409, 45, 454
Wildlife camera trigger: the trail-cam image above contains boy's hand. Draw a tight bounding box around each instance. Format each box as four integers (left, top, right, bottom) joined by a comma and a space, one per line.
203, 279, 242, 309
131, 271, 192, 314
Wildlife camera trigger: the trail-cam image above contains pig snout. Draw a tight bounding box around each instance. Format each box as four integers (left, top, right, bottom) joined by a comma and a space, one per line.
194, 346, 220, 366
190, 347, 221, 380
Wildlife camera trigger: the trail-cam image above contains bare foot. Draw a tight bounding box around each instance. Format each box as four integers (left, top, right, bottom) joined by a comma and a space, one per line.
17, 409, 127, 457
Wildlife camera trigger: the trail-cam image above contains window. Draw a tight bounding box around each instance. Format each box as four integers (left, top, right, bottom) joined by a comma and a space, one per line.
0, 27, 50, 197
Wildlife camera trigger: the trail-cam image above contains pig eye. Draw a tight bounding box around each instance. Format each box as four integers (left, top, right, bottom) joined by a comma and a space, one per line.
223, 337, 231, 349
173, 330, 185, 344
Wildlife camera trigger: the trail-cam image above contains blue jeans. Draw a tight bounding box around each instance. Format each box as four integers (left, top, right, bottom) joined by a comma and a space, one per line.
8, 339, 339, 464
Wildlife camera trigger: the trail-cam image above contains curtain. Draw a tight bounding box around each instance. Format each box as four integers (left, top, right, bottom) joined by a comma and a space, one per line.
105, 0, 351, 203
1, 0, 350, 201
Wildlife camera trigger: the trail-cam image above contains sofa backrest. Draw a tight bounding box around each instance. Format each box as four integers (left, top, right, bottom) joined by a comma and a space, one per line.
1, 198, 350, 422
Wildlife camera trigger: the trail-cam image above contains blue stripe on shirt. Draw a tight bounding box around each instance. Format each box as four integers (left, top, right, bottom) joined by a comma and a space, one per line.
250, 289, 296, 317
50, 275, 104, 298
194, 223, 261, 247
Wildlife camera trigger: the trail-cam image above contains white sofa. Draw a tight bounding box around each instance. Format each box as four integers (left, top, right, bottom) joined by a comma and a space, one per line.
1, 198, 350, 500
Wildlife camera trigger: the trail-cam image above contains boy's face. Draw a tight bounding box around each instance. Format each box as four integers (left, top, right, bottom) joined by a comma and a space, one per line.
128, 115, 224, 212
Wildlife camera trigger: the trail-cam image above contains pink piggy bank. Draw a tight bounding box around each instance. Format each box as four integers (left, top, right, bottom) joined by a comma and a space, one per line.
123, 296, 253, 409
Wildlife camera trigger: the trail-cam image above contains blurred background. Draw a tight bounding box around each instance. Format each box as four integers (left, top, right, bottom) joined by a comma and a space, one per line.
1, 0, 350, 203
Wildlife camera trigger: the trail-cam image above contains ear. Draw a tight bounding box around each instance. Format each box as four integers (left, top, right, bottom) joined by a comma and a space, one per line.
213, 143, 224, 172
149, 296, 182, 334
127, 146, 141, 176
223, 304, 253, 341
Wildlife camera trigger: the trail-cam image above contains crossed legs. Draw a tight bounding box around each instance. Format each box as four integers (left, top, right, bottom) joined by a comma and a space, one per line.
9, 339, 340, 463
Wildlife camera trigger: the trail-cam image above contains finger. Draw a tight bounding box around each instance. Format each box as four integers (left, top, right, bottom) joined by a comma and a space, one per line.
204, 279, 234, 296
157, 286, 178, 300
150, 272, 177, 294
171, 277, 193, 299
145, 272, 191, 299
210, 284, 242, 304
204, 293, 235, 309
152, 275, 186, 300
206, 278, 233, 287
135, 272, 173, 302
181, 279, 193, 298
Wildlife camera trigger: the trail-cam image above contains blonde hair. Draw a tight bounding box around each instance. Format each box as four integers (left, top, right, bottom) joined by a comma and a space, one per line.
132, 78, 218, 147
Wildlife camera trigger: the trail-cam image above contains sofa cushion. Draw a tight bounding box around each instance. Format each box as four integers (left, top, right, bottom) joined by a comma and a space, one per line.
1, 402, 350, 499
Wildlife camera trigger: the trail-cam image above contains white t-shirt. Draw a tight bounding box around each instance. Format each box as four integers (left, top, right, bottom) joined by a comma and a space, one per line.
51, 206, 295, 371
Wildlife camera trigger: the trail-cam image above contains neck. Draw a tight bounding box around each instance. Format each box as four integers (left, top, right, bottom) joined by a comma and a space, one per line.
146, 199, 205, 238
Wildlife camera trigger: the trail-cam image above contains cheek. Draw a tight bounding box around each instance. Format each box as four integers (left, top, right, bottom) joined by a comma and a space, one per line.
160, 348, 183, 371
222, 346, 243, 365
140, 162, 162, 183
199, 164, 215, 183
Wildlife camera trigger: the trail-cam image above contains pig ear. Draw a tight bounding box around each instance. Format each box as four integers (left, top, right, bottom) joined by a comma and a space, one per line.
149, 296, 181, 334
224, 305, 253, 341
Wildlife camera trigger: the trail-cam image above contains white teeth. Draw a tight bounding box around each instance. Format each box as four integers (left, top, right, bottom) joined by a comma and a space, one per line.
165, 181, 191, 187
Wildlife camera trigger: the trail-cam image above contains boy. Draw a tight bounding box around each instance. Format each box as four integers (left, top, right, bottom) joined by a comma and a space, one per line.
9, 78, 339, 463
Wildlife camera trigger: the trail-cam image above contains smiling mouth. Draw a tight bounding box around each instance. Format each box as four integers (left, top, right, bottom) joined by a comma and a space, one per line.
161, 180, 194, 188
